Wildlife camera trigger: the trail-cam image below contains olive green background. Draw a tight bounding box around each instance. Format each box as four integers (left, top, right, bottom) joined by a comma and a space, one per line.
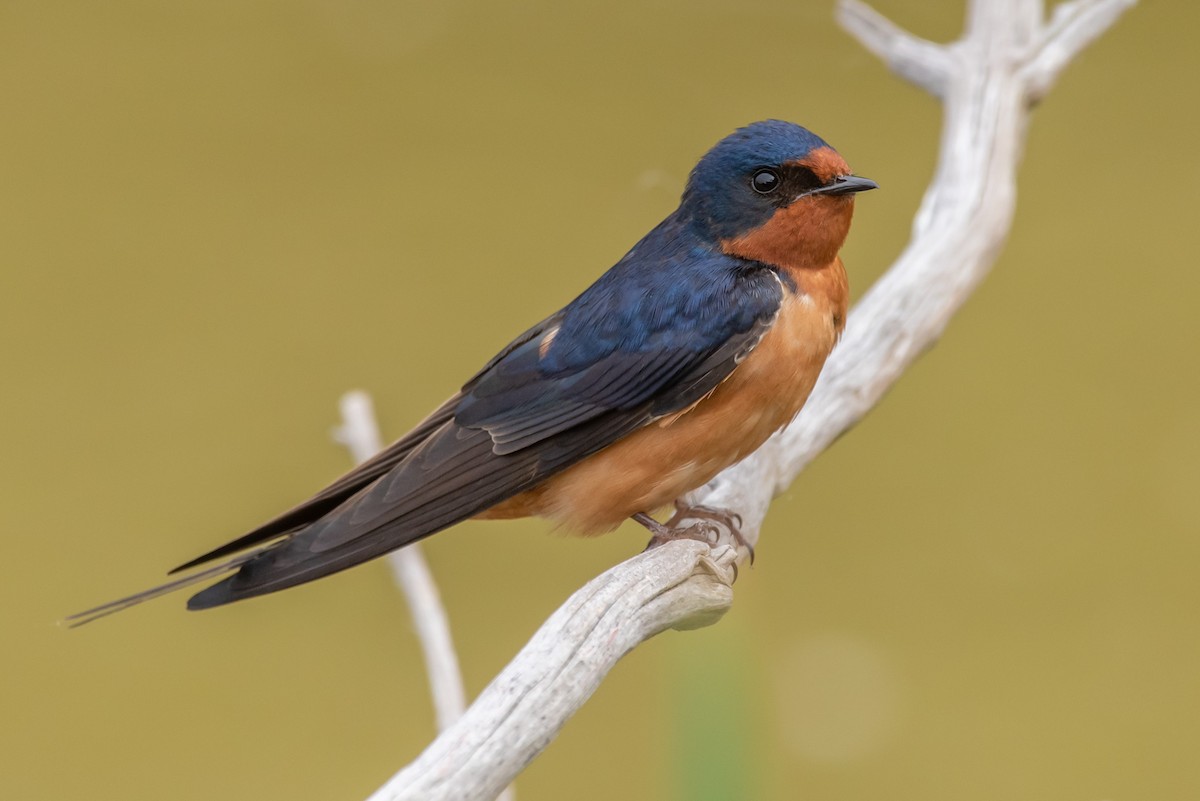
3, 1, 1196, 799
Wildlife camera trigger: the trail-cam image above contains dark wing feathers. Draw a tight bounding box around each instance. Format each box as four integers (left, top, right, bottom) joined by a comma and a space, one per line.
461, 345, 703, 455
182, 309, 567, 573
168, 391, 464, 573
189, 263, 782, 608
189, 409, 653, 608
71, 236, 788, 619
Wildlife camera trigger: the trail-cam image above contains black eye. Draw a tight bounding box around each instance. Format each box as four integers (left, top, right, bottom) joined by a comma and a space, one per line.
751, 168, 781, 194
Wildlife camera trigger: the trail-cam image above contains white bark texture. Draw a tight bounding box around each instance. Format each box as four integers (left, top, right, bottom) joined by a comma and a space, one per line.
368, 1, 1134, 798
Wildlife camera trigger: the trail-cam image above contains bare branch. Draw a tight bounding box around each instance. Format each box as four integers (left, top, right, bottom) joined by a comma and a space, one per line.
836, 0, 954, 98
332, 391, 387, 465
385, 546, 467, 733
368, 541, 737, 801
1022, 0, 1138, 103
367, 1, 1134, 798
334, 392, 467, 733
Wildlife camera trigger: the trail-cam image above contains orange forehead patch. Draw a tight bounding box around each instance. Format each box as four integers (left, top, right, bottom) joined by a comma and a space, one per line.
789, 146, 850, 183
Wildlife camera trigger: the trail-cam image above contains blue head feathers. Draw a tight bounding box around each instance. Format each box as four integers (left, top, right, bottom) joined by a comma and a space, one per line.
681, 120, 834, 240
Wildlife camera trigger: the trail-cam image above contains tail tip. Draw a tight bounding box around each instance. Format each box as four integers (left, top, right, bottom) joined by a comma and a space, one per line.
186, 579, 235, 611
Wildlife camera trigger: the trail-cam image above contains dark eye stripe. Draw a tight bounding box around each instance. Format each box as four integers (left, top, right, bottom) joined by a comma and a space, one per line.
787, 165, 822, 193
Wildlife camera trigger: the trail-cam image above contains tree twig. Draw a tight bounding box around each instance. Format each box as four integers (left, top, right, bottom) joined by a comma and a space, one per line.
834, 0, 953, 97
336, 392, 517, 801
333, 392, 468, 734
366, 1, 1135, 798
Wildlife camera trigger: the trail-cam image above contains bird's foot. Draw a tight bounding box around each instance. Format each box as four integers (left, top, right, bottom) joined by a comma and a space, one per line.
674, 505, 754, 565
634, 505, 754, 565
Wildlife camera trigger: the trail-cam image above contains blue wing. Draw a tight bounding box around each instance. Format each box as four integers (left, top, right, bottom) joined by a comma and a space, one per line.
70, 217, 786, 619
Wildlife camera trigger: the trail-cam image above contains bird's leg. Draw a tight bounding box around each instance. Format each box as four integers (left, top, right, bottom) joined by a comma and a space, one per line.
632, 512, 672, 539
633, 505, 754, 565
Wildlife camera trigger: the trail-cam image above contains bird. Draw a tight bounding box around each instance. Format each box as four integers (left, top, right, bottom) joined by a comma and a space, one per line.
68, 119, 875, 625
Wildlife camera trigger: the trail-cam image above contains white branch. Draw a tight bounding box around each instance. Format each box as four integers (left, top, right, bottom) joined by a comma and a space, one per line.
370, 541, 736, 801
334, 393, 468, 734
836, 0, 954, 97
368, 1, 1134, 798
384, 544, 467, 734
1021, 0, 1138, 103
337, 393, 517, 801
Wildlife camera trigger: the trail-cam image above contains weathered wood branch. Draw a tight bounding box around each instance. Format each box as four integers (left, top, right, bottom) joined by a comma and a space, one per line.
367, 1, 1134, 798
834, 0, 952, 97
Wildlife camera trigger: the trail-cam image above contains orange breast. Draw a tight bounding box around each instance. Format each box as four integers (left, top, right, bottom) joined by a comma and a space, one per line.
482, 260, 849, 534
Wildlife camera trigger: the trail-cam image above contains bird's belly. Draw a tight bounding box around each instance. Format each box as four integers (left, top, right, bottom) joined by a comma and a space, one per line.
484, 289, 841, 533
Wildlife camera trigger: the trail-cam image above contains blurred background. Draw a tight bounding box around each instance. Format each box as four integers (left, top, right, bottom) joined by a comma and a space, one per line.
3, 1, 1196, 799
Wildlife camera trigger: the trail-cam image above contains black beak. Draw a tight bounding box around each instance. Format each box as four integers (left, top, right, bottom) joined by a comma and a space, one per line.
811, 175, 878, 196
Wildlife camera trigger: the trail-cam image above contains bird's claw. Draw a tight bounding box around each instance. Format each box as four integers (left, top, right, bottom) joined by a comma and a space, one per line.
634, 505, 754, 567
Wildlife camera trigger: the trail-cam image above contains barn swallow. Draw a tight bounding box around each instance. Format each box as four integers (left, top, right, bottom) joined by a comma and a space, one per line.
69, 119, 875, 624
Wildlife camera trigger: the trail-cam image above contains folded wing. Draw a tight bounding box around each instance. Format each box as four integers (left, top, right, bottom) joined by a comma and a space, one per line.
68, 252, 785, 621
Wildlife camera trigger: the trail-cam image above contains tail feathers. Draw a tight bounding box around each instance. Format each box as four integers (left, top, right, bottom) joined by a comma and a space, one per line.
183, 526, 430, 611
62, 548, 268, 628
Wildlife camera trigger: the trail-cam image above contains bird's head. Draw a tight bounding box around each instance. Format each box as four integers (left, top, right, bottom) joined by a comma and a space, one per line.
681, 120, 876, 270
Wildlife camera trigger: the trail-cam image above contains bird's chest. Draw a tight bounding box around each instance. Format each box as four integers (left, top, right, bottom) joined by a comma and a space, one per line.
704, 274, 846, 444
496, 262, 849, 533
615, 263, 848, 501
